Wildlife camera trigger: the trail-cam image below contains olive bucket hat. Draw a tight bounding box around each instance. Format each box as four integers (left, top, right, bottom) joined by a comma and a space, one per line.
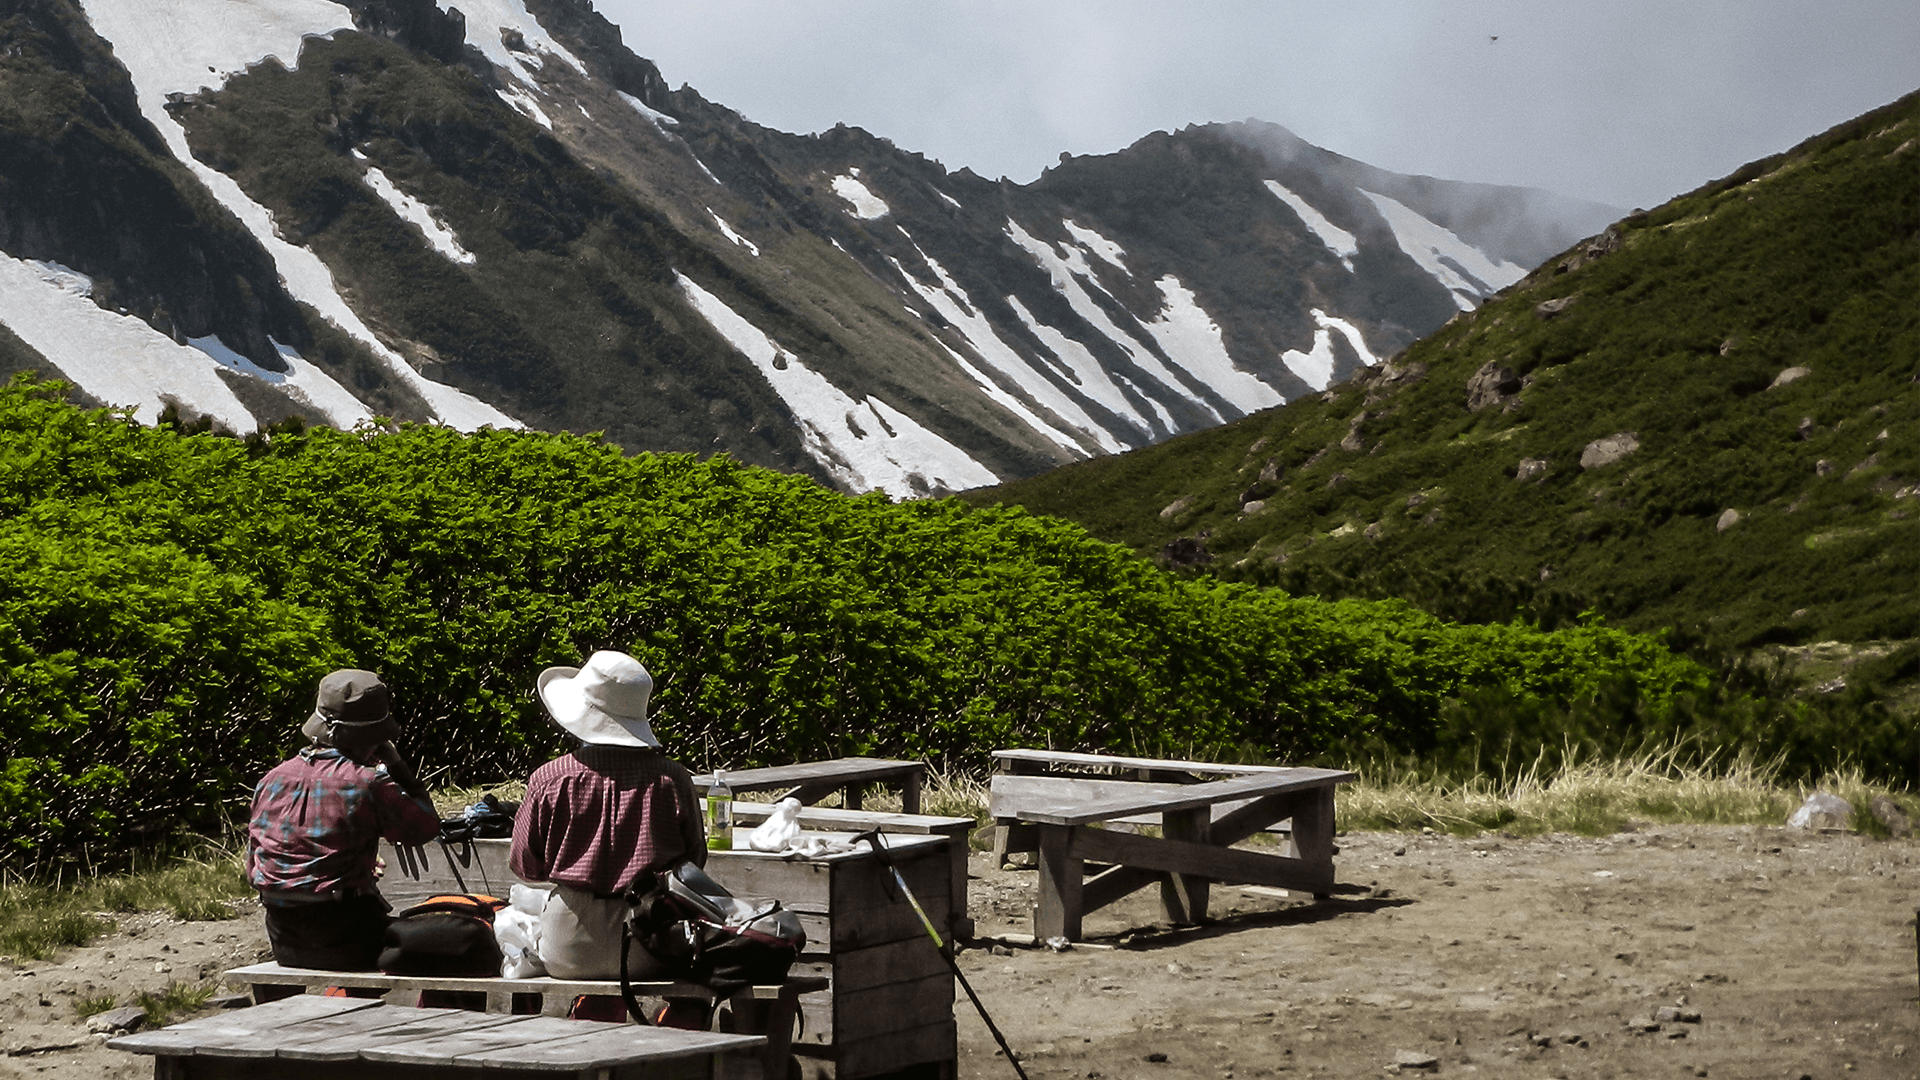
301, 668, 402, 749
536, 650, 658, 748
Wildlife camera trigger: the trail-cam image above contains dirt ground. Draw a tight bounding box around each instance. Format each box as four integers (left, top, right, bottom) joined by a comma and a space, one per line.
4, 825, 1915, 1079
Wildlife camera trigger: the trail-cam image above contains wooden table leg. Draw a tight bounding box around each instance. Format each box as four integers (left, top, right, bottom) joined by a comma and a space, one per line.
843, 783, 864, 811
1159, 808, 1212, 924
902, 771, 923, 815
1289, 784, 1337, 898
1035, 825, 1084, 942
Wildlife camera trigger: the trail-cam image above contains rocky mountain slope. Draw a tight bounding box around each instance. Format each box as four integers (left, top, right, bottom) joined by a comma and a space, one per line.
967, 92, 1920, 654
0, 0, 1619, 495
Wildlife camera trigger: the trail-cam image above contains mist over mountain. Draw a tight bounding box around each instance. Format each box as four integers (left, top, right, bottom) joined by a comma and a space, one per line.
0, 0, 1622, 495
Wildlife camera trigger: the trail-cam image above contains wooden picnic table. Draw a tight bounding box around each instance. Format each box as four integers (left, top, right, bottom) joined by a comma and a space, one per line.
691, 756, 927, 814
108, 993, 762, 1079
990, 749, 1356, 941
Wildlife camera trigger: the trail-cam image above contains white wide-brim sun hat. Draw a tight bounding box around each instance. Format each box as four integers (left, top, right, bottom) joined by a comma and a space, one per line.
536, 650, 659, 748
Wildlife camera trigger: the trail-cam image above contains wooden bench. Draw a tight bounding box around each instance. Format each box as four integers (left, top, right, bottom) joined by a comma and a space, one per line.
381, 830, 961, 1080
110, 992, 763, 1079
692, 756, 928, 814
225, 963, 819, 1080
989, 749, 1355, 941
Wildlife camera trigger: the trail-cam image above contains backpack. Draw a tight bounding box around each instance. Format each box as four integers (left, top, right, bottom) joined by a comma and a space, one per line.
378, 893, 507, 976
620, 861, 806, 1016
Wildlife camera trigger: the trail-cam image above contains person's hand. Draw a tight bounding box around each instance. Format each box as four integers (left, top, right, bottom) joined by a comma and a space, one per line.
374, 741, 428, 797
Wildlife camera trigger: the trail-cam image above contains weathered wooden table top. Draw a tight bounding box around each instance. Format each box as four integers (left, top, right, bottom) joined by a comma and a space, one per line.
110, 994, 762, 1069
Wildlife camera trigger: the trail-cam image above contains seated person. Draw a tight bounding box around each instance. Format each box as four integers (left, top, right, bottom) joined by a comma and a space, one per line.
246, 669, 441, 970
511, 650, 706, 986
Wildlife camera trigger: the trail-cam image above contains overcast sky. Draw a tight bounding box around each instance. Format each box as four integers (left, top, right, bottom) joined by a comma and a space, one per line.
591, 0, 1918, 211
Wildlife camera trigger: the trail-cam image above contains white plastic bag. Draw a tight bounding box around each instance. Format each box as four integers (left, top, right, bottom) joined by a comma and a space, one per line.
496, 883, 551, 977
1786, 791, 1853, 830
749, 797, 805, 852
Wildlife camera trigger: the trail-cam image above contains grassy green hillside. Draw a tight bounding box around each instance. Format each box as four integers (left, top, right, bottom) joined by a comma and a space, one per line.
966, 92, 1919, 662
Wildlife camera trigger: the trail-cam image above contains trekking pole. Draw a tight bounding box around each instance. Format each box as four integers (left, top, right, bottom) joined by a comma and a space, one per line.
851, 829, 1030, 1080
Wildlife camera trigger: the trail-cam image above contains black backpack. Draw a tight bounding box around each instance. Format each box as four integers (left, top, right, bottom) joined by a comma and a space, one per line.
620, 861, 806, 1016
378, 893, 507, 976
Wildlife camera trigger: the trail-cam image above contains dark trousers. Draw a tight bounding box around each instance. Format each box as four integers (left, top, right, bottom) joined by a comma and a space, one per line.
262, 894, 392, 970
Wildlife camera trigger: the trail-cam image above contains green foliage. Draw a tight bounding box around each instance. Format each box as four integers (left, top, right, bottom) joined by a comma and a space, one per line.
967, 92, 1920, 662
0, 374, 1719, 872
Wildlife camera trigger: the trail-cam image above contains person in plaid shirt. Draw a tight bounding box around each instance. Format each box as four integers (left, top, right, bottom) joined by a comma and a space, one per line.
247, 669, 441, 970
511, 650, 705, 987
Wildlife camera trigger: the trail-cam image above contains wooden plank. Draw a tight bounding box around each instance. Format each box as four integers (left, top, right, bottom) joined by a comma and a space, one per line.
730, 804, 971, 836
224, 963, 816, 1001
1070, 829, 1334, 893
453, 1024, 762, 1069
381, 837, 517, 906
704, 851, 834, 911
1006, 770, 1352, 826
1035, 825, 1083, 941
831, 938, 949, 991
1159, 807, 1210, 924
832, 1017, 957, 1080
1208, 791, 1306, 846
991, 749, 1296, 775
1082, 864, 1161, 914
107, 996, 380, 1055
198, 1004, 520, 1060
357, 1015, 585, 1066
989, 775, 1195, 817
832, 972, 952, 1045
1289, 783, 1337, 899
692, 758, 925, 793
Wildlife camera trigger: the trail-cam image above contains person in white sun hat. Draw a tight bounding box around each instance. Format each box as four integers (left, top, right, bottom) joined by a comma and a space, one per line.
509, 650, 706, 1017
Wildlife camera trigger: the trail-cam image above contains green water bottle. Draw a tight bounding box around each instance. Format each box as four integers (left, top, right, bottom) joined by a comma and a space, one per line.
706, 772, 733, 851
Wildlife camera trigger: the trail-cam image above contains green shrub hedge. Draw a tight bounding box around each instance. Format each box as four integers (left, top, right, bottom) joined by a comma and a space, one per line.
0, 376, 1881, 874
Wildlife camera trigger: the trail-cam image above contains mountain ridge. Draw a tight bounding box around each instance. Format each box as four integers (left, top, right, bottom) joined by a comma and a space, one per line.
0, 0, 1624, 495
965, 90, 1920, 656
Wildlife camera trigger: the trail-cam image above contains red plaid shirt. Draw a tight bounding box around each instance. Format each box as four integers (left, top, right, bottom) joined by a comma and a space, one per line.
510, 747, 705, 893
246, 748, 441, 895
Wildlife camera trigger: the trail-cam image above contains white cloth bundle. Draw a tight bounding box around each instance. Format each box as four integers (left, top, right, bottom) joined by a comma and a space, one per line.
748, 798, 805, 852
496, 882, 551, 977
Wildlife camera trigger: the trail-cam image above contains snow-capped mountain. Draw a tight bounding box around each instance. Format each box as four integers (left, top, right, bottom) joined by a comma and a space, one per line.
0, 0, 1622, 495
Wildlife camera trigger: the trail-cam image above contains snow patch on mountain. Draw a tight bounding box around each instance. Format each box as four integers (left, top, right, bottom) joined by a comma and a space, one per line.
1144, 277, 1284, 414
832, 171, 890, 220
2, 256, 234, 432
1004, 219, 1219, 423
497, 84, 554, 129
436, 0, 588, 88
1358, 189, 1524, 310
358, 160, 475, 265
1005, 295, 1154, 439
1062, 220, 1129, 274
188, 334, 375, 428
889, 241, 1114, 454
1281, 308, 1380, 391
78, 0, 348, 97
1264, 180, 1356, 271
708, 209, 759, 255
81, 0, 519, 433
617, 90, 677, 130
934, 189, 962, 210
676, 273, 997, 496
